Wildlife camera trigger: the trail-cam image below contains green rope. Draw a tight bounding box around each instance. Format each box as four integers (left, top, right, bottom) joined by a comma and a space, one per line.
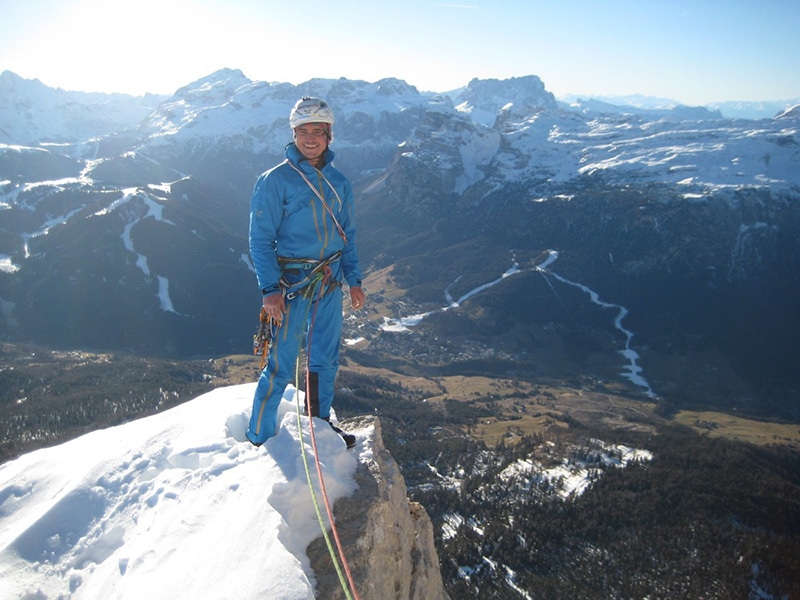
292, 279, 356, 600
295, 388, 353, 599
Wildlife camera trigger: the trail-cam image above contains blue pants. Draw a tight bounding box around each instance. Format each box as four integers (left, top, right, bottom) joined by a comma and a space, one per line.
246, 285, 343, 445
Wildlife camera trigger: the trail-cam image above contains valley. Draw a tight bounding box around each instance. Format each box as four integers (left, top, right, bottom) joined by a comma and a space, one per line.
2, 69, 800, 597
3, 331, 799, 598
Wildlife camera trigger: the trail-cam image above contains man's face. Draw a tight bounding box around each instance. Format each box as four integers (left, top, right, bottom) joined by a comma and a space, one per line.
294, 123, 329, 162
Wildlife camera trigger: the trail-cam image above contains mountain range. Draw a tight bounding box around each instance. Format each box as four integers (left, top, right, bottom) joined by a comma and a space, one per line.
1, 68, 799, 419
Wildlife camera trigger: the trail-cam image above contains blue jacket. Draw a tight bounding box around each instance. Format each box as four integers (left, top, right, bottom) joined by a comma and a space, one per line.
249, 143, 362, 296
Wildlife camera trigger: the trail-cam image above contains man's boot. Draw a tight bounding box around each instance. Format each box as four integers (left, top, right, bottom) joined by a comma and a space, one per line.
306, 371, 356, 449
305, 371, 321, 418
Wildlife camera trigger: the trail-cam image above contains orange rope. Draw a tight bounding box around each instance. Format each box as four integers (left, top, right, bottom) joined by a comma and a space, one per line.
304, 271, 361, 600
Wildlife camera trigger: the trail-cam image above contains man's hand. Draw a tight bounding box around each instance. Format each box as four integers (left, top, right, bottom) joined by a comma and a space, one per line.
350, 286, 365, 310
262, 292, 285, 324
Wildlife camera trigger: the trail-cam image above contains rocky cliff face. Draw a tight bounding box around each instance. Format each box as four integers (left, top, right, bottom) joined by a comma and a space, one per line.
307, 416, 450, 600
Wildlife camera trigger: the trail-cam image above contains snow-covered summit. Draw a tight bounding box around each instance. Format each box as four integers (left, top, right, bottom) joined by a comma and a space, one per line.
566, 97, 723, 121
4, 68, 797, 193
0, 384, 349, 598
776, 104, 800, 119
0, 384, 445, 600
133, 69, 800, 193
133, 71, 431, 160
452, 75, 558, 127
172, 67, 255, 99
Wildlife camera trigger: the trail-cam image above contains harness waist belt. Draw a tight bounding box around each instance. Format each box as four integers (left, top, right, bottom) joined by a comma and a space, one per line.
277, 251, 343, 301
277, 252, 341, 272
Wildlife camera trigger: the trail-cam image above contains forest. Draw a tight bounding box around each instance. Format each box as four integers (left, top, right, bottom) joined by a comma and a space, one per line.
333, 369, 800, 599
0, 343, 220, 461
2, 343, 798, 598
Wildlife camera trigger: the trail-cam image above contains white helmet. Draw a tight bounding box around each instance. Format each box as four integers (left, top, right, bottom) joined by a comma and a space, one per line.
289, 96, 335, 129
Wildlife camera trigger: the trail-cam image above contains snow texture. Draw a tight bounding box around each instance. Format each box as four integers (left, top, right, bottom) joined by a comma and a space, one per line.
382, 251, 656, 398
0, 384, 366, 600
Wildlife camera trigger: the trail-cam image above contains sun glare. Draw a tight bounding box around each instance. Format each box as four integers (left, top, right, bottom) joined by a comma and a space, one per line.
14, 0, 260, 94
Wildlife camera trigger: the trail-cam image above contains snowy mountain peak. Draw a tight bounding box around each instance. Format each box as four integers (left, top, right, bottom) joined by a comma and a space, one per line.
776, 104, 800, 119
373, 76, 421, 97
0, 71, 165, 145
453, 75, 558, 127
462, 75, 557, 107
0, 70, 51, 96
171, 67, 256, 101
0, 384, 447, 599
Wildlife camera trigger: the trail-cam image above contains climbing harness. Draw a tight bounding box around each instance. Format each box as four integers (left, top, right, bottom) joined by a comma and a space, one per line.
278, 250, 342, 301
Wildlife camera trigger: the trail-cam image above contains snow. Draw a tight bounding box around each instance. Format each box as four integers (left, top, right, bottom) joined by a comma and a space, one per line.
0, 383, 368, 600
381, 250, 656, 397
381, 261, 522, 334
499, 442, 653, 500
4, 75, 799, 283
0, 255, 20, 273
380, 313, 430, 333
19, 203, 87, 259
455, 127, 501, 193
156, 276, 179, 314
536, 251, 656, 398
93, 187, 186, 314
131, 71, 800, 195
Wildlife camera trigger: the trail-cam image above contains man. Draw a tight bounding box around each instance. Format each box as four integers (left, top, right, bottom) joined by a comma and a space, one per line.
245, 96, 365, 448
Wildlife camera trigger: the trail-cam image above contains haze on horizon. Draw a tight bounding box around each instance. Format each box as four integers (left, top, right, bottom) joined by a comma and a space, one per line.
1, 0, 799, 107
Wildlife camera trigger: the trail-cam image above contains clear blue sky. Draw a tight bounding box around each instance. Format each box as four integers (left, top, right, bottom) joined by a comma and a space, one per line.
1, 0, 798, 105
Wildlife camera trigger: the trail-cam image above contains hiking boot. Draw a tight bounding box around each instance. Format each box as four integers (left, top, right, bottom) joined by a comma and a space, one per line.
327, 421, 356, 449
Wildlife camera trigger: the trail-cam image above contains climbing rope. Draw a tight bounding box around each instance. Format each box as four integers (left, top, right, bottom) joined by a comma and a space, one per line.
294, 379, 355, 600
291, 274, 360, 600
253, 258, 359, 598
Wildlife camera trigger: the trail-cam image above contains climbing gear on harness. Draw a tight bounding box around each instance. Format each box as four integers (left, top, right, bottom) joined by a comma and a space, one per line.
253, 252, 342, 372
253, 307, 277, 371
278, 250, 342, 301
284, 159, 348, 245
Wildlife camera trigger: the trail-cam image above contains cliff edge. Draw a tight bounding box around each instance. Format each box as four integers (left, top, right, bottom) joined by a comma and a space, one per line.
308, 416, 450, 600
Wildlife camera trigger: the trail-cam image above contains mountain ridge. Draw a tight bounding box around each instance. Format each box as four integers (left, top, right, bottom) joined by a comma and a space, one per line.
2, 69, 800, 600
1, 69, 799, 418
0, 382, 450, 599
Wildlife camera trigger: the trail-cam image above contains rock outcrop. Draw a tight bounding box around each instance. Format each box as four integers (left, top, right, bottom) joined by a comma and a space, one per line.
307, 416, 450, 600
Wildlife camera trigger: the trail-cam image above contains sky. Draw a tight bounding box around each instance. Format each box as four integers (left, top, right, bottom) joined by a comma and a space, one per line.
1, 0, 799, 106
